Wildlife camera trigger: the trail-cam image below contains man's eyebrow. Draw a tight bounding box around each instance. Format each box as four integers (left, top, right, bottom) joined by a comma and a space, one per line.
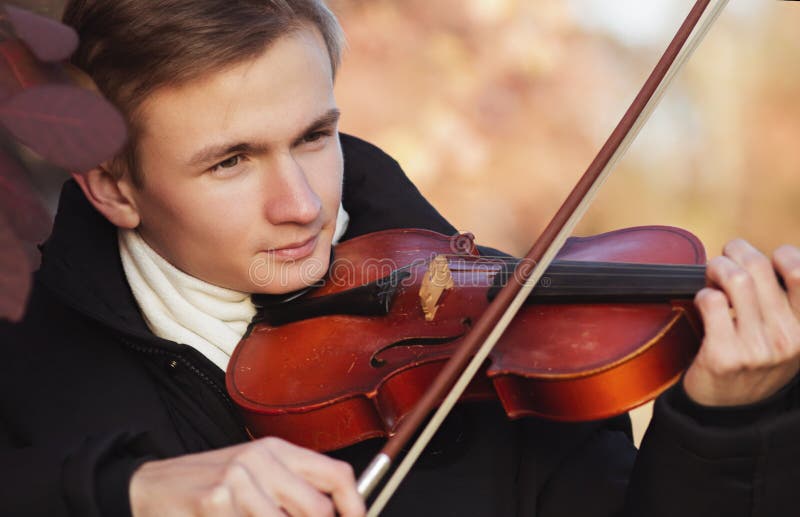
187, 141, 267, 168
187, 108, 341, 168
292, 108, 341, 143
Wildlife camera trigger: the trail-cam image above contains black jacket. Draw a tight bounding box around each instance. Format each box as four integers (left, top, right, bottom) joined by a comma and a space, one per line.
1, 134, 798, 516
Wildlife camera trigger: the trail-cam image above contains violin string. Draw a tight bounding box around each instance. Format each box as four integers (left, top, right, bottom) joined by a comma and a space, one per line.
433, 253, 707, 268
445, 264, 707, 277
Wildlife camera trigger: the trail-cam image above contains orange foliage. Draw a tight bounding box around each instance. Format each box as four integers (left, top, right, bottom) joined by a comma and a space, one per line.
331, 0, 800, 257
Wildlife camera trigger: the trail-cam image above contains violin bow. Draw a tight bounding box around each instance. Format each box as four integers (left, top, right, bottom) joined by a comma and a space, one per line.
359, 1, 729, 514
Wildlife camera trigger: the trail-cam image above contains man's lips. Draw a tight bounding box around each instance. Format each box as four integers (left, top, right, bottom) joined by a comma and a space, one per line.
266, 235, 319, 260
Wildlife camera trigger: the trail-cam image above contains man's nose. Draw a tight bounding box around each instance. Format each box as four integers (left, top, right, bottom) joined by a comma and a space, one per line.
262, 152, 322, 226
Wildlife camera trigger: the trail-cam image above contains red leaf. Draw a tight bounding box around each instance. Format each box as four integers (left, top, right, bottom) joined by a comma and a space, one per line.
0, 38, 64, 101
0, 209, 31, 322
0, 83, 127, 171
3, 4, 78, 62
0, 146, 51, 245
0, 146, 51, 322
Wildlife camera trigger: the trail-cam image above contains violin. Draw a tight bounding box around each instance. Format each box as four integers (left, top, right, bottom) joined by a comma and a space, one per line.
227, 225, 708, 452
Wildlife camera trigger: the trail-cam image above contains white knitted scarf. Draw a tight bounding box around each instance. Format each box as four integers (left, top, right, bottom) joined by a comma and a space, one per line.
119, 204, 350, 371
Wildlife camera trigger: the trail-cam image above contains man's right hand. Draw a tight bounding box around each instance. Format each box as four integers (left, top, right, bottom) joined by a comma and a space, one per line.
129, 436, 366, 517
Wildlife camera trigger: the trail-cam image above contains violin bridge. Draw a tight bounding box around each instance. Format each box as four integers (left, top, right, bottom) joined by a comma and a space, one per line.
419, 254, 454, 321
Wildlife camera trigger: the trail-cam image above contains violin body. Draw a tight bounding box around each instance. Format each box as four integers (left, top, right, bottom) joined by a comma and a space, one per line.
227, 226, 706, 452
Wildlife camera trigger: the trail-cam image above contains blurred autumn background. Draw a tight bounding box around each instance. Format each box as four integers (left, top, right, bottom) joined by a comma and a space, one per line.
331, 0, 799, 254
7, 0, 799, 444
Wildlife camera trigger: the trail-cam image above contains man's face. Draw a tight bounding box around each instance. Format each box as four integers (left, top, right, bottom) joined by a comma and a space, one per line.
125, 27, 343, 294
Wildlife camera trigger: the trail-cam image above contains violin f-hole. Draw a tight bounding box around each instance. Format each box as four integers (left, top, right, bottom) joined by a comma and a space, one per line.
370, 333, 467, 369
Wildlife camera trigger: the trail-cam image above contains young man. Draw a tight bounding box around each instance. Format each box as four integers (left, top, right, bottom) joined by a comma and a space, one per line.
1, 1, 799, 515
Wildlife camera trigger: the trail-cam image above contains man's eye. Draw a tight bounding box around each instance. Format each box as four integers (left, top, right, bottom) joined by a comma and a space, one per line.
303, 130, 330, 144
210, 155, 242, 173
220, 155, 241, 168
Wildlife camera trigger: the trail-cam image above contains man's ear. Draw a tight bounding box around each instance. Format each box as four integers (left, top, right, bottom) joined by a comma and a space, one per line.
72, 166, 141, 229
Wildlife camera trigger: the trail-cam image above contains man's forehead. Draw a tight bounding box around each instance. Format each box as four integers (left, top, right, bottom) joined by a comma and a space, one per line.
133, 27, 336, 165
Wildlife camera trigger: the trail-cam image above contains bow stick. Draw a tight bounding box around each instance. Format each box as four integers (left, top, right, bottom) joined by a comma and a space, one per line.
358, 1, 729, 514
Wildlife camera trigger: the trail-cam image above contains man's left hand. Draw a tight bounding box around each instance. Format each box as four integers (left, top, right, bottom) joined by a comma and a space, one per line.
683, 239, 800, 407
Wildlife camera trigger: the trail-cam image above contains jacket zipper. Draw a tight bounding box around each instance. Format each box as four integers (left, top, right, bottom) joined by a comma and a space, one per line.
119, 336, 247, 436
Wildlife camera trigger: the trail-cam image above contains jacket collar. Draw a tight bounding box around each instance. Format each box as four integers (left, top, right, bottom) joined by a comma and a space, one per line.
38, 179, 161, 343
